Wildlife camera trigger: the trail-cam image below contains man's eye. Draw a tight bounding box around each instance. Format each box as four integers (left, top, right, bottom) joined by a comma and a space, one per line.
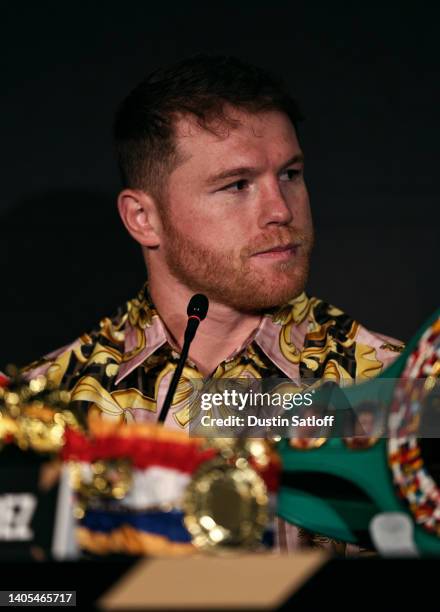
280, 168, 302, 182
220, 179, 248, 192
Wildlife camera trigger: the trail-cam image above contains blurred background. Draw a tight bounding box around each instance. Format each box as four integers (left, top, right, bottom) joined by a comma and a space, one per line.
1, 1, 438, 367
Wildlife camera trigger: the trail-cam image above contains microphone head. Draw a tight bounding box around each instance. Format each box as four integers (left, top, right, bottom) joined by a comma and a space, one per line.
187, 294, 209, 321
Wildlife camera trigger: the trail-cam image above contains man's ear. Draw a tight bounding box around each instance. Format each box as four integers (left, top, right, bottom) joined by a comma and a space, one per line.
117, 189, 161, 247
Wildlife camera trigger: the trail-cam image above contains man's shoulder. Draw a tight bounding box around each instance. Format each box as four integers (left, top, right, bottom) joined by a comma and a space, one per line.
17, 282, 157, 390
270, 292, 405, 379
19, 301, 130, 388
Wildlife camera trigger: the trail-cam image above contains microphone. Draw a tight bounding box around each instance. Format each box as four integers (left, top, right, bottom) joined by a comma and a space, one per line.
158, 294, 209, 423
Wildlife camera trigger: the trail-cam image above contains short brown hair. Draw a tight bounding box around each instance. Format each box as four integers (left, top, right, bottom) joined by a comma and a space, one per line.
113, 54, 303, 201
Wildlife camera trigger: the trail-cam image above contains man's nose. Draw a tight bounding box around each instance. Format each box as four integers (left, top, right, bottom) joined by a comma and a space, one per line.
257, 179, 293, 227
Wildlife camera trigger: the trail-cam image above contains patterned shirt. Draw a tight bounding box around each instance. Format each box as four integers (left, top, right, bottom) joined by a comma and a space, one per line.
20, 282, 404, 554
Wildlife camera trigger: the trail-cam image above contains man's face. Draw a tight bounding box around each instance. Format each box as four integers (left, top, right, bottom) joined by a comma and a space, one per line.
155, 108, 314, 312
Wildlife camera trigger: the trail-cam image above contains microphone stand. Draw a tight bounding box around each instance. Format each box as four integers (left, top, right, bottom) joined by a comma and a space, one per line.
158, 296, 208, 424
158, 331, 192, 424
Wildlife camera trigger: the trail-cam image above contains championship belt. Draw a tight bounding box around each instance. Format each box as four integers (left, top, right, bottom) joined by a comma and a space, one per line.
62, 417, 279, 556
1, 373, 279, 557
1, 368, 280, 557
277, 308, 440, 556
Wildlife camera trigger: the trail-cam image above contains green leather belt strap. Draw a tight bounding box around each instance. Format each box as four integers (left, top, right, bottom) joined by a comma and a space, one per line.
277, 308, 440, 556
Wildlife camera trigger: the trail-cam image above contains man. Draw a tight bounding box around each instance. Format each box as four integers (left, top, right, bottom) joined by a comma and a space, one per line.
17, 55, 403, 554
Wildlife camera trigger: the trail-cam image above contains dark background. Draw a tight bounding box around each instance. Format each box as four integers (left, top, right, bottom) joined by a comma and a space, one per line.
1, 2, 438, 368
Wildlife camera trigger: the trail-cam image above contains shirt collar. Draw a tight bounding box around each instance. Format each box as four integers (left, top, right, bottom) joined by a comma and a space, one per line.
115, 283, 309, 385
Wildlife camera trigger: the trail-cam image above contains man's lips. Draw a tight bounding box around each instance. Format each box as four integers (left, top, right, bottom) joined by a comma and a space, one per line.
252, 243, 300, 259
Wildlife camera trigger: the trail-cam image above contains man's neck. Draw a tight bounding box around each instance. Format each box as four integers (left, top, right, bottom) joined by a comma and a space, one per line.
148, 275, 262, 377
